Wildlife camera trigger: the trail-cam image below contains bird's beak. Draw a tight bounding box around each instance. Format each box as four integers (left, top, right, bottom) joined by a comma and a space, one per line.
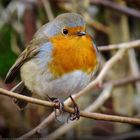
77, 31, 86, 36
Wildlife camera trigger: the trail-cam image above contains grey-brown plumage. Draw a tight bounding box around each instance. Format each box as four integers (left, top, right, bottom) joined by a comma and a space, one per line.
5, 44, 40, 84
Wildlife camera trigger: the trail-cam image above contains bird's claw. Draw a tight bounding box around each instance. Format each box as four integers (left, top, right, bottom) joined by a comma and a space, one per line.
47, 95, 80, 122
68, 106, 80, 121
67, 95, 80, 122
53, 98, 64, 119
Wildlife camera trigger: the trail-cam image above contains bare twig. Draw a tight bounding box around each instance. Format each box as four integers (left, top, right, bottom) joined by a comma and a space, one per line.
89, 20, 110, 34
0, 88, 55, 107
98, 39, 140, 51
0, 0, 17, 27
104, 75, 140, 87
1, 85, 140, 139
48, 113, 140, 139
22, 112, 56, 138
128, 49, 140, 94
21, 112, 55, 138
41, 0, 54, 21
1, 86, 140, 125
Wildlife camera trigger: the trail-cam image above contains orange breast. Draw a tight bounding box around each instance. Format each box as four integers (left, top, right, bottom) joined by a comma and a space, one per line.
49, 34, 98, 78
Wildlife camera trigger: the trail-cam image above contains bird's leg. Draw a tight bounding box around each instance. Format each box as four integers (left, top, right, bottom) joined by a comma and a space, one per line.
67, 95, 80, 121
46, 95, 64, 119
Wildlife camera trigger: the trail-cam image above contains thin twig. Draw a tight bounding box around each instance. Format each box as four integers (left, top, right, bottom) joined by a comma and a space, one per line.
104, 75, 140, 87
98, 39, 140, 51
1, 85, 140, 139
128, 49, 140, 94
89, 20, 110, 35
21, 112, 55, 138
0, 88, 55, 107
41, 0, 54, 21
1, 86, 140, 126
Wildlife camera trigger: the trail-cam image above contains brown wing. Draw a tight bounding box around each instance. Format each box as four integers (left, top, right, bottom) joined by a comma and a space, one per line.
5, 38, 44, 83
5, 35, 50, 84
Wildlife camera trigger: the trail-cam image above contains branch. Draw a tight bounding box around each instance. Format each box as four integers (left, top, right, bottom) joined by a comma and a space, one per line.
41, 0, 54, 21
98, 39, 140, 51
58, 110, 140, 138
89, 20, 110, 34
1, 86, 140, 139
128, 49, 140, 95
104, 75, 140, 87
21, 112, 56, 138
0, 88, 55, 107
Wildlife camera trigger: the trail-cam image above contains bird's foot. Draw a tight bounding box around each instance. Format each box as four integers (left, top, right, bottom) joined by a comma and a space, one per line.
47, 95, 80, 122
53, 98, 64, 117
47, 96, 64, 121
67, 95, 80, 122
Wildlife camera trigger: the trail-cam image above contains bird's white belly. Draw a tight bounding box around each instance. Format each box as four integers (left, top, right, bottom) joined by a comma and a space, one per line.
20, 60, 93, 99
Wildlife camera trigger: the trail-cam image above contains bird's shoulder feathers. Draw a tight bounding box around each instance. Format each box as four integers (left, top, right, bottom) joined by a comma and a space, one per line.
5, 36, 49, 83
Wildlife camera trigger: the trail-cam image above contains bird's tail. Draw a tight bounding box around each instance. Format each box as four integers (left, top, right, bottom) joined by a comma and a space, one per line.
11, 81, 32, 110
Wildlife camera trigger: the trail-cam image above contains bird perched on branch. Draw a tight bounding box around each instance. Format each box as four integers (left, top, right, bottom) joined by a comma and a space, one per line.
5, 13, 99, 120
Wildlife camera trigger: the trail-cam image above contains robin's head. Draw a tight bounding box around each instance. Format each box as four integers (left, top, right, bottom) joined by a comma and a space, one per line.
35, 13, 86, 38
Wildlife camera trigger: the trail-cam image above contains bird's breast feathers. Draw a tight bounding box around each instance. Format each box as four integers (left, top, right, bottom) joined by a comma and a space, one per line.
48, 34, 98, 78
20, 35, 99, 98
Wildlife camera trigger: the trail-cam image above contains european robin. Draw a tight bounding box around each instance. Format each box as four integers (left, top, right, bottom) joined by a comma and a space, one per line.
5, 13, 99, 120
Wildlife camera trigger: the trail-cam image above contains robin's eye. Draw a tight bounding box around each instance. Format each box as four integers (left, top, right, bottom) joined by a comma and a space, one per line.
63, 29, 68, 35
